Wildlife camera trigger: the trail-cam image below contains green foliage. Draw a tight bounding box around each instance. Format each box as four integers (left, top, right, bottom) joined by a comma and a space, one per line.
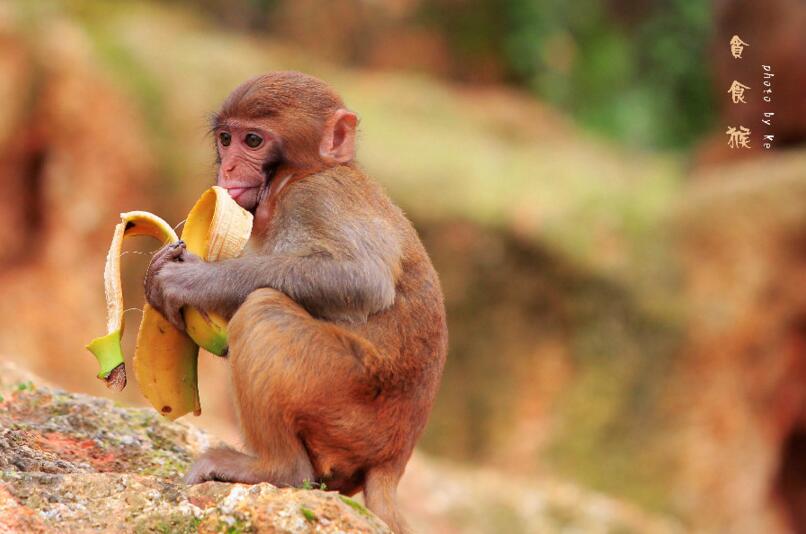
300, 506, 317, 522
339, 496, 370, 517
300, 479, 327, 490
162, 0, 714, 148
221, 517, 251, 534
16, 381, 34, 392
420, 0, 714, 148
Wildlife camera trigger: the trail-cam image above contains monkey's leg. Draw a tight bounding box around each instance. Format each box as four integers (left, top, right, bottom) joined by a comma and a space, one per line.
220, 288, 411, 531
185, 287, 319, 486
184, 446, 302, 485
221, 288, 391, 487
365, 463, 409, 534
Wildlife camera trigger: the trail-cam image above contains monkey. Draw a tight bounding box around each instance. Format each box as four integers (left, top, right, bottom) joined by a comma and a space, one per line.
144, 71, 447, 533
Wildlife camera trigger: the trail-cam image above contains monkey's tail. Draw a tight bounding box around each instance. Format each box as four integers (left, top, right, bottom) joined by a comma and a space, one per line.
364, 464, 409, 534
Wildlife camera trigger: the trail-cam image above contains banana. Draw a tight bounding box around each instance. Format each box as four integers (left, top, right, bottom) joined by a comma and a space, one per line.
86, 186, 253, 419
180, 186, 253, 356
133, 302, 200, 419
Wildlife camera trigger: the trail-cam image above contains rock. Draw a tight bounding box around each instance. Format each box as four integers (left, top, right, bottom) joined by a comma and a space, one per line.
0, 360, 681, 533
671, 150, 806, 533
399, 453, 682, 534
0, 362, 390, 533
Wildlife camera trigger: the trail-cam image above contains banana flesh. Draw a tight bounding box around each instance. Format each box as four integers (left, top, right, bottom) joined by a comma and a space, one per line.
180, 186, 253, 356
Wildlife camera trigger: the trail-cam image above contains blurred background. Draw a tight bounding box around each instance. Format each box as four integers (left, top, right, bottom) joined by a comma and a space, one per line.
0, 0, 805, 532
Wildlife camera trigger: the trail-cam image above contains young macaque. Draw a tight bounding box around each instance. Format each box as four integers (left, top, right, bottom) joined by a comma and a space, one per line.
144, 71, 447, 533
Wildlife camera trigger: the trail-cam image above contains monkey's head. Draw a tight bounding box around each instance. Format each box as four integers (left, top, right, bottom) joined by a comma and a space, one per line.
212, 71, 358, 211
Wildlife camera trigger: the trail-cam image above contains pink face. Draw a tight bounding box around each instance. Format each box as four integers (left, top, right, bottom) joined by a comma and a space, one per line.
214, 121, 278, 211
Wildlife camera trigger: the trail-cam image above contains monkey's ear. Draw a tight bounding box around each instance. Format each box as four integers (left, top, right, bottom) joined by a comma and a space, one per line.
320, 109, 357, 164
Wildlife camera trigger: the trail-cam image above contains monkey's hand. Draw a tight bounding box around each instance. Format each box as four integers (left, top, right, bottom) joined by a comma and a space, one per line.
144, 241, 203, 331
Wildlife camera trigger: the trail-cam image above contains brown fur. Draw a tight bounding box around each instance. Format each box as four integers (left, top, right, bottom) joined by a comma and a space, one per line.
214, 71, 344, 171
145, 72, 448, 533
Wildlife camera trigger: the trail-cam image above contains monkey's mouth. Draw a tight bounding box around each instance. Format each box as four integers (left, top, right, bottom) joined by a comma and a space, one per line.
226, 187, 258, 202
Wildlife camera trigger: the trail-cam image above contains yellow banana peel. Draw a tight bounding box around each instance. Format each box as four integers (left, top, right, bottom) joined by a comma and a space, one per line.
134, 302, 200, 419
86, 186, 253, 419
85, 211, 180, 392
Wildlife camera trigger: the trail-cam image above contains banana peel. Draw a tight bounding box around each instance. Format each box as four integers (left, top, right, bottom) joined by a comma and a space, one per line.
134, 302, 200, 419
86, 186, 253, 419
86, 211, 180, 392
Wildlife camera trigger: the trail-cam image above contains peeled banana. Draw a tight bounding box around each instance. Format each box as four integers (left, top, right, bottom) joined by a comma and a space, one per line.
86, 186, 253, 419
180, 186, 253, 356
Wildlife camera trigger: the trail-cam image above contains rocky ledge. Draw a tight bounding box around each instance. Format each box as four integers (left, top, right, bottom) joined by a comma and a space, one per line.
0, 362, 389, 533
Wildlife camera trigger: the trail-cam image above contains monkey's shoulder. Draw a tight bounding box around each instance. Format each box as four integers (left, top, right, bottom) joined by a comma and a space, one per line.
266, 168, 401, 258
293, 166, 393, 208
278, 167, 404, 230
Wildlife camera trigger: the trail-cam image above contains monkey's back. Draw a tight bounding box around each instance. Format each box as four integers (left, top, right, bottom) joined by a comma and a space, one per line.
269, 165, 448, 447
339, 167, 449, 444
330, 164, 447, 368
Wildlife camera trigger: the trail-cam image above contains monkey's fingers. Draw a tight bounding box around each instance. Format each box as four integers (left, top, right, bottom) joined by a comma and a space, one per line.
177, 247, 202, 264
149, 241, 185, 271
163, 300, 187, 332
143, 285, 166, 320
252, 183, 273, 237
143, 265, 162, 306
145, 242, 185, 294
154, 241, 187, 264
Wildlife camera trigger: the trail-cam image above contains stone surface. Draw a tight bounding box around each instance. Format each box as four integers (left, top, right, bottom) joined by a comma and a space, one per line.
671, 151, 806, 533
0, 361, 390, 533
0, 360, 684, 533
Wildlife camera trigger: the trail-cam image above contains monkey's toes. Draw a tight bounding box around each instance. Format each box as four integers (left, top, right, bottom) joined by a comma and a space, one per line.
183, 462, 212, 485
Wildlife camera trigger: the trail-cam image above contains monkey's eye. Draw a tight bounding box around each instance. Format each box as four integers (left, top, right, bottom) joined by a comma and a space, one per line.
244, 133, 263, 149
219, 132, 232, 147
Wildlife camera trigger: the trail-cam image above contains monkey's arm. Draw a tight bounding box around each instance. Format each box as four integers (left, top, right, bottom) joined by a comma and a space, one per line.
146, 221, 402, 327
